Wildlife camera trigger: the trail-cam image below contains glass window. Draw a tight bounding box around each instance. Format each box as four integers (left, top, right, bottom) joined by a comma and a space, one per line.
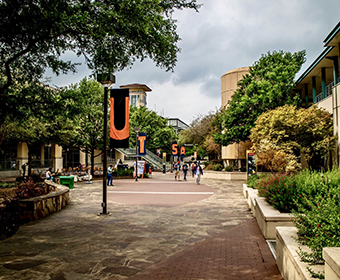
0, 142, 17, 171
130, 95, 137, 107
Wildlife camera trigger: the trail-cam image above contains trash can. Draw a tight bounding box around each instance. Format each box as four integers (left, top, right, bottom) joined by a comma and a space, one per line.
59, 176, 74, 189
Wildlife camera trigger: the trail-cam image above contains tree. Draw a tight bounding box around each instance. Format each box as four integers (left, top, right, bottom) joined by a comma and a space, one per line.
250, 105, 336, 172
72, 78, 105, 176
0, 0, 201, 96
0, 82, 80, 176
7, 116, 76, 176
214, 50, 306, 146
129, 106, 177, 155
179, 111, 221, 160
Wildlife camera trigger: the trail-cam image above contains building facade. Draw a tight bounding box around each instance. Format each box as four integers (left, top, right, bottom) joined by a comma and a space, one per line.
221, 67, 251, 169
293, 21, 340, 166
119, 83, 151, 108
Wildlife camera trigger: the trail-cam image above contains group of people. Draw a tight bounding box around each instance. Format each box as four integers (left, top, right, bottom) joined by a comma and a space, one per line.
173, 161, 203, 184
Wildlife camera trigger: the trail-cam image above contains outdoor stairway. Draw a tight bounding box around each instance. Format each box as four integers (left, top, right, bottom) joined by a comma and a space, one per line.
115, 148, 163, 170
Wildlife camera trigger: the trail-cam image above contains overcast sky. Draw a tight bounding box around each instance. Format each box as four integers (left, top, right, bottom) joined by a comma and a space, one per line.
46, 0, 340, 125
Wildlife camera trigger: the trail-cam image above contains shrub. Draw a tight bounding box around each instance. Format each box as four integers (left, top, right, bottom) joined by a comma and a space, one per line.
0, 182, 15, 189
204, 163, 214, 170
114, 168, 133, 177
257, 173, 298, 213
16, 180, 46, 199
292, 170, 340, 269
225, 165, 233, 172
212, 164, 223, 171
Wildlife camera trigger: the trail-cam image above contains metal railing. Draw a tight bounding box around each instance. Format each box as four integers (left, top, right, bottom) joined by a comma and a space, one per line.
116, 148, 163, 170
315, 81, 335, 104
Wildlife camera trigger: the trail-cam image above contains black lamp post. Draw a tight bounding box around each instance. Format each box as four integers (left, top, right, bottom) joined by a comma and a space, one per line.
133, 127, 140, 181
97, 73, 115, 215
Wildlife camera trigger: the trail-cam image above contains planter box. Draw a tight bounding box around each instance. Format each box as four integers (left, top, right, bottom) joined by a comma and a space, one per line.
255, 197, 294, 240
276, 227, 324, 280
203, 170, 247, 180
323, 248, 340, 280
19, 181, 70, 220
243, 184, 258, 213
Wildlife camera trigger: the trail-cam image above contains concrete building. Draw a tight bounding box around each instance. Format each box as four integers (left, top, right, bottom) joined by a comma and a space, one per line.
167, 118, 189, 134
221, 67, 252, 169
293, 21, 340, 165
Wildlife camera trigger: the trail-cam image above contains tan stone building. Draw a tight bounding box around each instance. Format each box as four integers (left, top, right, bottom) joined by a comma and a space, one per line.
221, 67, 252, 169
120, 83, 151, 108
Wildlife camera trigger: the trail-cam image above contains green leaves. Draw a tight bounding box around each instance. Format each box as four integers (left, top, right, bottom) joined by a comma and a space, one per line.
250, 105, 336, 171
0, 0, 201, 94
214, 50, 306, 146
129, 106, 177, 154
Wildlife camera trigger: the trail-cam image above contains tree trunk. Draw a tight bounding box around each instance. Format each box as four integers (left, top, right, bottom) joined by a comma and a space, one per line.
27, 143, 32, 177
91, 146, 95, 176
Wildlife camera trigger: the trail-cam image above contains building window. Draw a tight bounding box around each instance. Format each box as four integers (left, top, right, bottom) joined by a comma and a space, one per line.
0, 143, 17, 171
130, 95, 137, 107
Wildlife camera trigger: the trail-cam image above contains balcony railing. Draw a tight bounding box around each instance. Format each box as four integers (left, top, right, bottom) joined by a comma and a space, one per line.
315, 81, 335, 104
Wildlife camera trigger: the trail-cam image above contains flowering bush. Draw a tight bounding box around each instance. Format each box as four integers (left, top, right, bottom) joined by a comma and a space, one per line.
256, 173, 299, 212
251, 169, 340, 278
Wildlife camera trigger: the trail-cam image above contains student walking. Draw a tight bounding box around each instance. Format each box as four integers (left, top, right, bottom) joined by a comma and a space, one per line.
195, 163, 203, 185
182, 162, 188, 181
174, 161, 181, 181
191, 162, 195, 178
107, 164, 114, 186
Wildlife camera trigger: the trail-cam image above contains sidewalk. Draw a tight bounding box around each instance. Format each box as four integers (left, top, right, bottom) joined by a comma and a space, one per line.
127, 218, 281, 280
0, 173, 282, 279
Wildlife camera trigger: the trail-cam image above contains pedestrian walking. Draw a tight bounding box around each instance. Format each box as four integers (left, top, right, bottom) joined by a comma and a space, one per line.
174, 161, 181, 181
107, 164, 114, 186
182, 162, 188, 181
191, 162, 195, 178
195, 163, 203, 185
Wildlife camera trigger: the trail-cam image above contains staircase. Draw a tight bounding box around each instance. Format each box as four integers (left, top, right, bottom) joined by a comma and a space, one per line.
115, 148, 163, 170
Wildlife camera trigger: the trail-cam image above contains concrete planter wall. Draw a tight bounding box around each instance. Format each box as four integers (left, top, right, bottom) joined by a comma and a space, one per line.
243, 184, 294, 240
276, 227, 324, 280
243, 185, 340, 280
254, 197, 294, 240
203, 170, 247, 180
19, 180, 70, 220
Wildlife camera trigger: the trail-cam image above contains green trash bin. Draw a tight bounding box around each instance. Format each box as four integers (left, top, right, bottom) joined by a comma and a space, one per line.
59, 176, 74, 189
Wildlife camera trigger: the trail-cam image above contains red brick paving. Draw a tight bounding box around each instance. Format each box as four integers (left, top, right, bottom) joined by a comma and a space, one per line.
127, 218, 282, 280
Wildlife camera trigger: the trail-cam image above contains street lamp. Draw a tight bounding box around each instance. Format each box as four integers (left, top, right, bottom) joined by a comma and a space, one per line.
133, 127, 140, 181
97, 73, 115, 215
170, 138, 173, 173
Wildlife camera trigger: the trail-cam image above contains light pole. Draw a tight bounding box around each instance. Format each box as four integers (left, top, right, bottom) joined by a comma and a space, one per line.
133, 127, 140, 181
170, 138, 173, 173
97, 73, 115, 215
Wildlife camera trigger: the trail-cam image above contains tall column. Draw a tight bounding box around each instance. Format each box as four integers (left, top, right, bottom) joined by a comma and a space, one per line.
332, 56, 339, 83
322, 67, 326, 99
304, 83, 309, 106
51, 145, 63, 171
312, 77, 317, 103
16, 143, 29, 173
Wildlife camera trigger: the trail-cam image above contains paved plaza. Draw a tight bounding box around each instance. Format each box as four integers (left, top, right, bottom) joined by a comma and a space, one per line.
0, 172, 282, 279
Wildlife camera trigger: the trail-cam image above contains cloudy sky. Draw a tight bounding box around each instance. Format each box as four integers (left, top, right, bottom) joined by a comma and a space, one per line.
46, 0, 340, 125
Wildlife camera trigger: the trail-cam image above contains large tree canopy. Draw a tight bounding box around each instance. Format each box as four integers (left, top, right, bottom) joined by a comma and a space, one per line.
0, 0, 200, 96
214, 50, 306, 146
250, 105, 336, 172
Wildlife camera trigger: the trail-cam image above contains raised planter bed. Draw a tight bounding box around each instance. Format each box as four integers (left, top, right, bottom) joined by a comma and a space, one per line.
255, 197, 294, 240
202, 170, 247, 180
324, 248, 340, 280
276, 227, 324, 280
19, 180, 70, 220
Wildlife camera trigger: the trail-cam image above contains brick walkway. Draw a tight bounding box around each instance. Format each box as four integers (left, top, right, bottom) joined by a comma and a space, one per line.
127, 218, 282, 280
